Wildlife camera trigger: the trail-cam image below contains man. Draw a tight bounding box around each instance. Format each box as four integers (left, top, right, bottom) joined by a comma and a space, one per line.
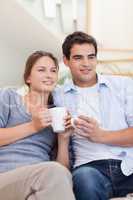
53, 31, 133, 200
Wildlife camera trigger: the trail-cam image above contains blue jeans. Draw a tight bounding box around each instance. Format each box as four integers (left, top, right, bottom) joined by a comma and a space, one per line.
72, 159, 133, 200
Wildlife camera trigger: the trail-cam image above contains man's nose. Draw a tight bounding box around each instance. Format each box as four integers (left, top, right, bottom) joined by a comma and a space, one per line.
82, 57, 90, 66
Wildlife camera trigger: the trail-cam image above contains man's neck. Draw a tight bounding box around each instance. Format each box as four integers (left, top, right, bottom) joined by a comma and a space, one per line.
73, 77, 97, 88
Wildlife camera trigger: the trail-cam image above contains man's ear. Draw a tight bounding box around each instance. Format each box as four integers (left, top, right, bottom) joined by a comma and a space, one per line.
63, 56, 69, 67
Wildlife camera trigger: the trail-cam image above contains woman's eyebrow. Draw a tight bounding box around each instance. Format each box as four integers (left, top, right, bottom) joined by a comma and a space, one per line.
37, 66, 46, 68
37, 65, 57, 69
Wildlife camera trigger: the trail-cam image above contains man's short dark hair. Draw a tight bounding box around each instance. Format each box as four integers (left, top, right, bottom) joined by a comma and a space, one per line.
62, 31, 97, 59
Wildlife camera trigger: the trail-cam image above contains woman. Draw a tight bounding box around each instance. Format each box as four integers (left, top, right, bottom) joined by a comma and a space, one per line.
0, 51, 75, 200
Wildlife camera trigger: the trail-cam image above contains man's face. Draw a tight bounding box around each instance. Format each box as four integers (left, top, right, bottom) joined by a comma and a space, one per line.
64, 43, 97, 87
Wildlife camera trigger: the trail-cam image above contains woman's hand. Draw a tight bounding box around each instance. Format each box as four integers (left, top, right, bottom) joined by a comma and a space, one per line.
58, 112, 74, 142
31, 106, 52, 132
57, 112, 73, 168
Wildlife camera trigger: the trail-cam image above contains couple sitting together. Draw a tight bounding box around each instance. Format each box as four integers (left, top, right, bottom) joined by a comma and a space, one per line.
0, 31, 133, 200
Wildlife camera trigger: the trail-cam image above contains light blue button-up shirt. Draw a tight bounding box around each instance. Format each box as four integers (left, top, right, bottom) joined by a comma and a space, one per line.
53, 74, 133, 175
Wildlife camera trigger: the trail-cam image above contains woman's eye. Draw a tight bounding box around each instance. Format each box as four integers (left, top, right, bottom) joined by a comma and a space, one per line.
51, 68, 57, 73
38, 69, 45, 72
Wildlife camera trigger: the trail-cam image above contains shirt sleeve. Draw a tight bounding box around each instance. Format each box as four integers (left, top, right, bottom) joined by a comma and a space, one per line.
0, 89, 10, 128
124, 78, 133, 127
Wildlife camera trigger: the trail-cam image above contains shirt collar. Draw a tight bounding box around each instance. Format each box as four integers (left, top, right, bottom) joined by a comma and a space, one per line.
63, 74, 112, 93
97, 74, 112, 87
63, 79, 77, 93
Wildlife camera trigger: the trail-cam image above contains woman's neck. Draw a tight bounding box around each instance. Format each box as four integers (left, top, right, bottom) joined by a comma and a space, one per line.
24, 90, 50, 108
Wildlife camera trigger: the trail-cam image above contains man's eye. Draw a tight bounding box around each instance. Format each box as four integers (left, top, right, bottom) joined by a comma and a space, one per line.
74, 57, 81, 60
88, 56, 96, 59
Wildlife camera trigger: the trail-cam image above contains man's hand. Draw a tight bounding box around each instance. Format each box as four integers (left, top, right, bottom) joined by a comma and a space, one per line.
74, 115, 105, 143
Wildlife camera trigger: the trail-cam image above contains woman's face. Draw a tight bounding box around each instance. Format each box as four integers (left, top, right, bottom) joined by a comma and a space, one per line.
26, 56, 58, 93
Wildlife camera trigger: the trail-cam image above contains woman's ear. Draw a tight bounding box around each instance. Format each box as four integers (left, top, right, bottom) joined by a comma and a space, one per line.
26, 76, 31, 84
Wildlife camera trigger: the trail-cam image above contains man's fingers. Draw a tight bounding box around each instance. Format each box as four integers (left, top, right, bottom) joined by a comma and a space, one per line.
75, 118, 94, 128
76, 131, 90, 138
78, 115, 91, 122
79, 115, 97, 122
76, 125, 94, 132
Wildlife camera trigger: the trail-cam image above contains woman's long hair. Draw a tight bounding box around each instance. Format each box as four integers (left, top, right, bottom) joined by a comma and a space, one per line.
23, 51, 59, 107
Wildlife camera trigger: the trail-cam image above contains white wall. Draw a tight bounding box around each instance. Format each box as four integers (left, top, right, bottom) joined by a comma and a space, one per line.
90, 0, 133, 50
18, 0, 65, 35
0, 0, 64, 87
0, 39, 25, 87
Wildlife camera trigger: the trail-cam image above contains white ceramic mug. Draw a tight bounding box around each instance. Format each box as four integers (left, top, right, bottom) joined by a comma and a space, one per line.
49, 107, 67, 133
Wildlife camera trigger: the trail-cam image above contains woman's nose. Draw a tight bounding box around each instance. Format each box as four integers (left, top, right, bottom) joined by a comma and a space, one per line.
45, 71, 53, 78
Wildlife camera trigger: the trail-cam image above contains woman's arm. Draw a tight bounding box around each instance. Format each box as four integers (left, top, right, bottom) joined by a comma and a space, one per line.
56, 113, 72, 169
0, 122, 36, 146
56, 135, 70, 168
0, 107, 52, 146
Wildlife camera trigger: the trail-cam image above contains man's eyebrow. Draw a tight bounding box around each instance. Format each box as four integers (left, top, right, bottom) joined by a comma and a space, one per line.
72, 53, 96, 58
87, 53, 96, 57
72, 55, 83, 58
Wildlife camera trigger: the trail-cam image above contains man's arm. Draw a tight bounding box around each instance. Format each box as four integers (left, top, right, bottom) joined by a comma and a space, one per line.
98, 127, 133, 147
75, 116, 133, 147
99, 77, 133, 147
